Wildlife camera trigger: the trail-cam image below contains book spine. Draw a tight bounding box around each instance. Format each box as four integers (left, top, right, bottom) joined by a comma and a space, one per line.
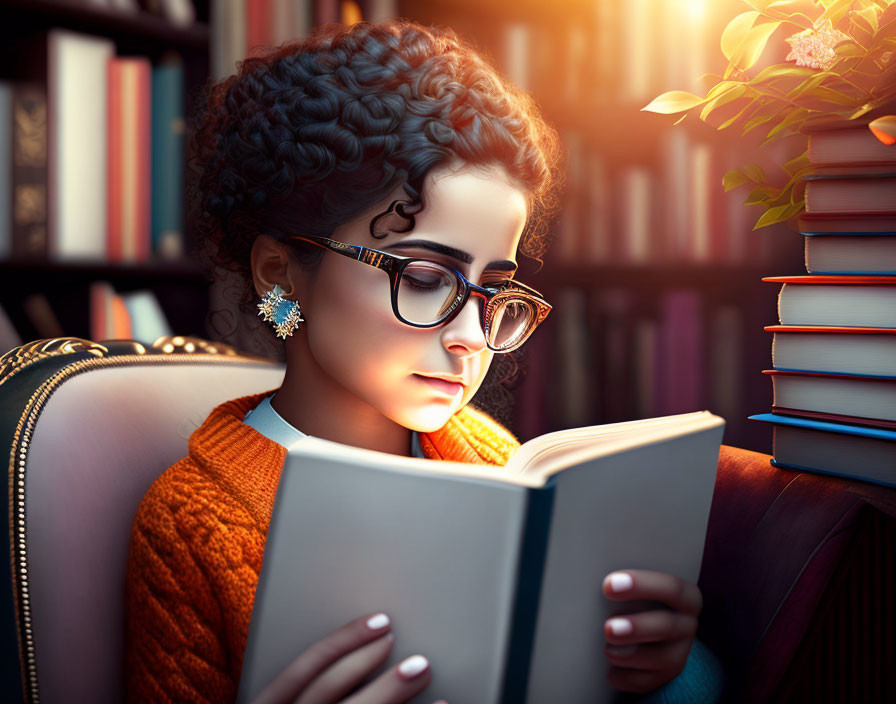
107, 59, 122, 262
151, 60, 185, 259
11, 83, 48, 259
498, 482, 556, 704
135, 59, 152, 263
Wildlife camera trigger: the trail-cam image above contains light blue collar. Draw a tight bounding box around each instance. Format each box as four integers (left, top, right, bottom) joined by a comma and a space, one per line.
244, 394, 425, 458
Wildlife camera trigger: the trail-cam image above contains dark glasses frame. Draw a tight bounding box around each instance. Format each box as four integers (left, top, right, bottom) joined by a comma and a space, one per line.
287, 233, 552, 353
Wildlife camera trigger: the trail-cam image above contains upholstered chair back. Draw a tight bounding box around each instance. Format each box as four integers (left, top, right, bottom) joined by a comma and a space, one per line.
0, 337, 285, 703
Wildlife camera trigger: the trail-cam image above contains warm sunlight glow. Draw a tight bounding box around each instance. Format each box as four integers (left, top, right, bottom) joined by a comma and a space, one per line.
683, 0, 709, 24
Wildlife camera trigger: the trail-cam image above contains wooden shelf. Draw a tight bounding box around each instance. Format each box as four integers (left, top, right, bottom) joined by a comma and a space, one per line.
528, 262, 804, 293
0, 258, 207, 287
0, 0, 210, 51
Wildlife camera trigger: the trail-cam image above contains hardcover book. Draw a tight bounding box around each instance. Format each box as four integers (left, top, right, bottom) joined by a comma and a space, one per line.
749, 412, 896, 489
763, 275, 896, 328
767, 324, 896, 378
235, 411, 725, 704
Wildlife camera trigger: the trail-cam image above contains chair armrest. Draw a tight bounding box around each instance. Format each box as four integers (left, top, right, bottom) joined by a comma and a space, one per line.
697, 444, 896, 703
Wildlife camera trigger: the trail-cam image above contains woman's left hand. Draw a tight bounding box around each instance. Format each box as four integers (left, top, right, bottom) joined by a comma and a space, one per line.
600, 569, 703, 694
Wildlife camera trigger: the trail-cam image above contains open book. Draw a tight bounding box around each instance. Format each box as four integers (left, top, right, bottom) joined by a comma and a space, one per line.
236, 411, 725, 704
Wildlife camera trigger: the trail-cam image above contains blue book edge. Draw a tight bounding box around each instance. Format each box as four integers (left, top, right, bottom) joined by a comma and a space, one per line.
769, 458, 896, 489
748, 412, 896, 441
499, 478, 557, 703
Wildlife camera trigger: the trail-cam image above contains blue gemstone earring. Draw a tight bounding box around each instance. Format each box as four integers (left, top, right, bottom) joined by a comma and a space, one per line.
257, 284, 304, 339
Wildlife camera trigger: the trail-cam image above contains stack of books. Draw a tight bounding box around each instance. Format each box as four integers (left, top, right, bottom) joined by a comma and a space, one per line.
748, 119, 896, 488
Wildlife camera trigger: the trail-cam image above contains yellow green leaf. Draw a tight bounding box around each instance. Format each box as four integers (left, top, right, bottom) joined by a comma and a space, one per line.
705, 80, 741, 102
782, 149, 810, 177
764, 108, 810, 140
732, 21, 783, 70
851, 6, 879, 35
849, 102, 877, 119
743, 114, 775, 134
833, 41, 867, 58
718, 96, 764, 129
786, 71, 833, 99
721, 11, 761, 63
753, 203, 791, 229
700, 84, 748, 121
673, 113, 688, 126
744, 186, 778, 204
818, 0, 854, 25
641, 91, 707, 114
812, 85, 864, 106
748, 64, 816, 84
742, 0, 778, 11
723, 169, 751, 192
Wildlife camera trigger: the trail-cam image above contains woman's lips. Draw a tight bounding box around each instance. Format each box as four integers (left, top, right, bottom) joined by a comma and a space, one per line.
413, 374, 464, 397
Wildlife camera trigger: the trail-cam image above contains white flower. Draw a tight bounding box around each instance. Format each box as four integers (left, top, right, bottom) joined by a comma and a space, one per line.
785, 18, 850, 71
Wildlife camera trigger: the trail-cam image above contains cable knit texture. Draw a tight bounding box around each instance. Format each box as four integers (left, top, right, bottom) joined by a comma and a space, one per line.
124, 389, 520, 703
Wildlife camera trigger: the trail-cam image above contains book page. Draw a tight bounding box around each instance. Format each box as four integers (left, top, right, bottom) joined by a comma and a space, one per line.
507, 411, 720, 477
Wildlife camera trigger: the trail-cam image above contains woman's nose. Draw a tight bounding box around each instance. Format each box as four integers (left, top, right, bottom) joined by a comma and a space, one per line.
441, 293, 488, 355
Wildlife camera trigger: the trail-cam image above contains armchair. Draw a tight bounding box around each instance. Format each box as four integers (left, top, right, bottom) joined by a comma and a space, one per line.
0, 335, 893, 703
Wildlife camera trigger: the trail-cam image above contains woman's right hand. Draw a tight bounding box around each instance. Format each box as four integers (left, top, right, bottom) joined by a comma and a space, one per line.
250, 612, 446, 704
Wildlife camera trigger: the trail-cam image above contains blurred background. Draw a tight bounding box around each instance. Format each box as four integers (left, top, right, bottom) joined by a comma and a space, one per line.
0, 0, 810, 454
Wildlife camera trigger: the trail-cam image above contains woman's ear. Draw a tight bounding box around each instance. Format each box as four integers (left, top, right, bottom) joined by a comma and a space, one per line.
250, 234, 299, 298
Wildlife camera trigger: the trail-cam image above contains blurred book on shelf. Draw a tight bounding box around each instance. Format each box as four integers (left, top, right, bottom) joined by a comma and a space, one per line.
107, 55, 152, 264
22, 293, 65, 339
90, 280, 173, 342
151, 53, 187, 259
214, 0, 371, 80
49, 29, 115, 261
0, 81, 50, 260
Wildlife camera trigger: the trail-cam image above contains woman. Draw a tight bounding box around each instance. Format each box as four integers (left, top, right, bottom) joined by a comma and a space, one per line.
124, 19, 723, 704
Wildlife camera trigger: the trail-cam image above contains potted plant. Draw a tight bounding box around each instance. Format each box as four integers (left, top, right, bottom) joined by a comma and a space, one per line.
643, 0, 896, 231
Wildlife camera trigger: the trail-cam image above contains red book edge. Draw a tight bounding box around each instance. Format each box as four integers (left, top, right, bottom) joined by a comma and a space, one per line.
799, 211, 896, 220
247, 0, 273, 58
762, 275, 896, 284
107, 59, 122, 263
771, 406, 896, 430
765, 324, 896, 334
110, 292, 134, 339
136, 59, 151, 263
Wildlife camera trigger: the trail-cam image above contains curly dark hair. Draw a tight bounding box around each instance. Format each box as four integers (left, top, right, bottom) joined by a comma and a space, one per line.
186, 18, 566, 426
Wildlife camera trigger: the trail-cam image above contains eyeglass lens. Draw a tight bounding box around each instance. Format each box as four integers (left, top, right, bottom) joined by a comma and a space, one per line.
395, 261, 536, 350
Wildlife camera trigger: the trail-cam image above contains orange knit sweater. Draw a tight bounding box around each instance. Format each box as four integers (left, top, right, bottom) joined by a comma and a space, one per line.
124, 389, 520, 703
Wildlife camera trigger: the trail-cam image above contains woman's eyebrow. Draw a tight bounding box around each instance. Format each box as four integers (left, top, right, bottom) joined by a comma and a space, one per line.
380, 239, 518, 272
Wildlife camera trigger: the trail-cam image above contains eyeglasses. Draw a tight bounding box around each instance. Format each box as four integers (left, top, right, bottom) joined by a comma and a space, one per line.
287, 234, 552, 353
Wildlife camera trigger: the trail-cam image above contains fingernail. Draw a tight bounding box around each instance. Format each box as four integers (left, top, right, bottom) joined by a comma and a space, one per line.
398, 654, 430, 678
607, 572, 633, 592
366, 613, 390, 630
607, 617, 633, 635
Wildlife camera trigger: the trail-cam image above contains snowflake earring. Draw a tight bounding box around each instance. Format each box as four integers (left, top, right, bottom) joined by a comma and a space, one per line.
257, 284, 304, 339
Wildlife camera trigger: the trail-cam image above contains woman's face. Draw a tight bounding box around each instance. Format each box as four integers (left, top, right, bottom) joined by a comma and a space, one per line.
298, 161, 529, 433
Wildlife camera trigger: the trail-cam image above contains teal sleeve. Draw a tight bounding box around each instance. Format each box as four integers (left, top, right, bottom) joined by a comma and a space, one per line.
616, 638, 726, 704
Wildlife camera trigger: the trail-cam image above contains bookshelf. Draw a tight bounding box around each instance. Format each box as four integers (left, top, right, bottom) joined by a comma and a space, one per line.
0, 0, 808, 454
399, 0, 808, 454
0, 0, 212, 347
